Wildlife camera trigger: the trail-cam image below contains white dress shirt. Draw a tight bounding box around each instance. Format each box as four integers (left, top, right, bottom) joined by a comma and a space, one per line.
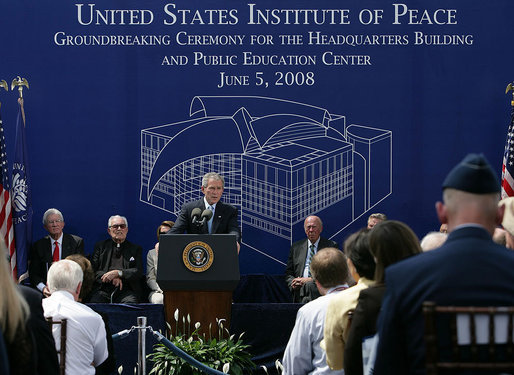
282, 284, 348, 375
43, 290, 108, 375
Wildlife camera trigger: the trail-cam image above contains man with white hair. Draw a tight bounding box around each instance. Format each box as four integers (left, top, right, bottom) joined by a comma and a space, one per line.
90, 215, 143, 303
29, 208, 84, 295
43, 259, 108, 374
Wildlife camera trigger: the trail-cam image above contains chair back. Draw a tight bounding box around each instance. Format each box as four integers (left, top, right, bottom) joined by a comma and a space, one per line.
46, 317, 67, 375
423, 301, 514, 374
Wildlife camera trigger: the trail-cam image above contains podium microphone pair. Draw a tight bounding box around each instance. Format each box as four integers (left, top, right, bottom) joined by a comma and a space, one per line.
191, 207, 213, 226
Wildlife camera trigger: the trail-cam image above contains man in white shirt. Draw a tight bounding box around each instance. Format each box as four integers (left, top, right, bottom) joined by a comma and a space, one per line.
282, 247, 349, 375
43, 259, 108, 375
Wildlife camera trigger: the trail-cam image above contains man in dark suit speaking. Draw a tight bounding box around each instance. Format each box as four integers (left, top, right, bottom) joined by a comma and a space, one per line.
29, 208, 84, 295
169, 172, 241, 252
285, 215, 338, 303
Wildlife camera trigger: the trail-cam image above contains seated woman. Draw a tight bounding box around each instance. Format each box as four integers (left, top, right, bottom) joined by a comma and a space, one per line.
322, 228, 376, 370
147, 220, 174, 304
344, 220, 422, 375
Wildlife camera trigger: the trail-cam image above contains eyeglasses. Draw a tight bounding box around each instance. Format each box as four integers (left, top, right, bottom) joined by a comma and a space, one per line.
47, 220, 63, 225
110, 224, 127, 229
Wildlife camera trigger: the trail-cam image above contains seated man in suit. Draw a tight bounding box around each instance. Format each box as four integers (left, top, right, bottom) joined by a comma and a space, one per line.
285, 215, 338, 303
169, 172, 241, 252
374, 153, 514, 374
89, 215, 143, 303
29, 208, 84, 296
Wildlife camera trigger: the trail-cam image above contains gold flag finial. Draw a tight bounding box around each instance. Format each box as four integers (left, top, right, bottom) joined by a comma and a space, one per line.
0, 80, 7, 92
506, 82, 514, 106
11, 76, 29, 98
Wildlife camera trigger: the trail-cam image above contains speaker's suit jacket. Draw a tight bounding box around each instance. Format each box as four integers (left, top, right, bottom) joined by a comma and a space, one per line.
169, 199, 241, 243
90, 239, 143, 301
29, 233, 84, 288
285, 237, 338, 302
374, 226, 514, 375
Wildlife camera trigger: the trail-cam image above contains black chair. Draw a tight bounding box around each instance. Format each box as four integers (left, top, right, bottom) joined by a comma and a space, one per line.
46, 317, 67, 375
423, 301, 514, 374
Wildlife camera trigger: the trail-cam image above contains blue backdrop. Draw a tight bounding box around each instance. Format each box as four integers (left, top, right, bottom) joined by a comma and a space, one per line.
0, 0, 512, 274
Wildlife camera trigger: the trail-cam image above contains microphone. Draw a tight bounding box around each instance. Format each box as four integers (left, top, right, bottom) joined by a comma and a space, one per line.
198, 209, 213, 226
191, 208, 202, 225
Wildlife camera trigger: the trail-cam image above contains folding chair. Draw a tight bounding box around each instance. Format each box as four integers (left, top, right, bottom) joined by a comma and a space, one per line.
46, 317, 67, 375
423, 301, 514, 374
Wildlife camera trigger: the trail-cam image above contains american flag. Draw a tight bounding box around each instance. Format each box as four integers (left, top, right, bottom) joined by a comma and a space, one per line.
502, 102, 514, 198
0, 107, 16, 279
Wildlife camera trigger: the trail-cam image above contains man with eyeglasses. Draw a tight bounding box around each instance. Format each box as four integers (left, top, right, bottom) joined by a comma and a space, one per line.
29, 208, 84, 296
89, 215, 143, 303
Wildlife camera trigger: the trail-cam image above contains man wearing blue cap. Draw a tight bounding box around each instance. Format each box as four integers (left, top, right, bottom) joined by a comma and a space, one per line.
373, 153, 514, 374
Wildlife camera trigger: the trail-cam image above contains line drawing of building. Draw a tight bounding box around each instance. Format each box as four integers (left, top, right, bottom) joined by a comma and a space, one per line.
140, 96, 392, 266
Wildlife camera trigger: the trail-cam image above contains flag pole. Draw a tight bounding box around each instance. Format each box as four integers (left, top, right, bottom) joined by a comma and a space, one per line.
11, 77, 28, 125
0, 80, 7, 109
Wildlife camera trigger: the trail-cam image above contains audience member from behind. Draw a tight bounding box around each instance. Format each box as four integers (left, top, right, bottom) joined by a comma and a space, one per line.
499, 197, 514, 249
147, 220, 174, 304
322, 229, 375, 370
1, 241, 59, 375
29, 208, 84, 295
66, 254, 116, 375
420, 231, 448, 251
90, 215, 144, 303
344, 221, 422, 375
285, 215, 338, 303
282, 248, 349, 375
367, 213, 387, 229
374, 153, 514, 375
43, 259, 109, 375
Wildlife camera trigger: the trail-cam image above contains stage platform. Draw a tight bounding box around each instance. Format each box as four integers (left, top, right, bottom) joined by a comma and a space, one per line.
89, 274, 301, 374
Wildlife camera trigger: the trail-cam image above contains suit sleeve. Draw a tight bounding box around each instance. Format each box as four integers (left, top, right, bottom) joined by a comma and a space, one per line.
284, 244, 297, 290
373, 277, 406, 375
20, 286, 59, 374
91, 242, 107, 281
76, 236, 85, 254
226, 206, 241, 243
28, 243, 45, 288
146, 250, 160, 292
121, 244, 143, 282
169, 204, 190, 234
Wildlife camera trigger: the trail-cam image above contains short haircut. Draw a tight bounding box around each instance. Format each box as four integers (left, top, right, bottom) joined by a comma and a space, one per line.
202, 172, 224, 188
310, 247, 348, 289
157, 220, 175, 240
43, 208, 64, 225
420, 231, 448, 251
368, 213, 387, 221
344, 229, 375, 280
108, 215, 128, 228
66, 254, 94, 301
369, 220, 422, 283
443, 189, 499, 222
304, 215, 323, 229
47, 259, 83, 294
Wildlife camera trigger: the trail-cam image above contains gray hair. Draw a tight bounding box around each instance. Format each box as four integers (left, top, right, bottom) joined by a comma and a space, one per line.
202, 172, 224, 188
420, 231, 448, 251
47, 259, 83, 294
42, 208, 64, 225
108, 215, 128, 228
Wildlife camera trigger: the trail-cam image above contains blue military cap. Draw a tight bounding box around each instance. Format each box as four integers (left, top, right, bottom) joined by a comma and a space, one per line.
442, 153, 500, 194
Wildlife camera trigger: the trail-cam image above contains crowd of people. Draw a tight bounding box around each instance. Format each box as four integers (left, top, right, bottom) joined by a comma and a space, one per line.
282, 153, 514, 374
3, 155, 514, 374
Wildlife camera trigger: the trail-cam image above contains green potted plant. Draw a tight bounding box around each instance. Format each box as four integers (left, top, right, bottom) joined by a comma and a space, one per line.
148, 310, 255, 375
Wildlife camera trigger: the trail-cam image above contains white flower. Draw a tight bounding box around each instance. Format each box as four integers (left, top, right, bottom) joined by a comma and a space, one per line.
187, 314, 191, 323
261, 365, 269, 374
275, 359, 284, 372
117, 365, 123, 375
174, 309, 179, 322
195, 322, 201, 330
223, 363, 230, 373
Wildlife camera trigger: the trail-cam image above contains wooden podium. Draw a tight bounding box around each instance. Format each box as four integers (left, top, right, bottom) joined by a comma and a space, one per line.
157, 234, 240, 337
